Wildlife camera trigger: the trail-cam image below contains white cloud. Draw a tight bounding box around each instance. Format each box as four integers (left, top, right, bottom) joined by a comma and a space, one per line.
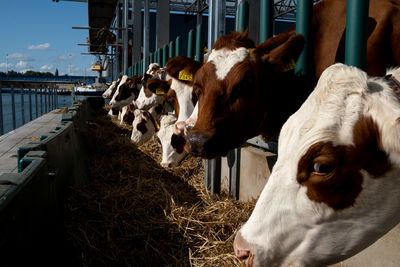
27, 43, 50, 50
16, 60, 33, 69
0, 62, 13, 69
40, 64, 54, 71
6, 53, 33, 61
58, 54, 74, 61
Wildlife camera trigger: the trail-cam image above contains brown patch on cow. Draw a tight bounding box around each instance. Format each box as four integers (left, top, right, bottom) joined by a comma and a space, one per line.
212, 30, 255, 51
144, 78, 170, 97
136, 120, 148, 134
165, 56, 203, 86
297, 116, 391, 210
166, 89, 179, 118
171, 134, 186, 154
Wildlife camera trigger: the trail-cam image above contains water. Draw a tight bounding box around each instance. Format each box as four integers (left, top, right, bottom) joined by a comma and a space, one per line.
0, 89, 86, 135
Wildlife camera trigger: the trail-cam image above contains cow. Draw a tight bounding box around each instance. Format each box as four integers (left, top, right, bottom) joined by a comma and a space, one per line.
120, 101, 137, 125
102, 75, 122, 99
135, 77, 170, 111
109, 75, 142, 109
156, 115, 187, 168
233, 63, 400, 266
131, 108, 159, 145
183, 0, 400, 159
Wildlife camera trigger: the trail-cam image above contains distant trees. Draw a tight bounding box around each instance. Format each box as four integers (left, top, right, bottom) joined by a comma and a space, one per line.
0, 70, 55, 76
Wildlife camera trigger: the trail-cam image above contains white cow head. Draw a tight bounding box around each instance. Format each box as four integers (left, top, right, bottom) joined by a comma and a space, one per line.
109, 75, 142, 108
156, 115, 187, 168
102, 80, 117, 99
234, 64, 400, 266
135, 78, 169, 111
130, 109, 157, 145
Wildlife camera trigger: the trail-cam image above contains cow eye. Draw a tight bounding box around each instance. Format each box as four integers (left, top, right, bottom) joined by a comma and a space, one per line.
193, 83, 202, 97
312, 162, 334, 174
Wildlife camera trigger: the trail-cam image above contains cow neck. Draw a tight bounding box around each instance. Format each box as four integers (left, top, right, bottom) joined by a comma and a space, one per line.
385, 74, 400, 101
260, 71, 313, 140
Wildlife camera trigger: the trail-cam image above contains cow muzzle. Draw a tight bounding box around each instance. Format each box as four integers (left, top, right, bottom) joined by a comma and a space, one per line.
233, 232, 254, 266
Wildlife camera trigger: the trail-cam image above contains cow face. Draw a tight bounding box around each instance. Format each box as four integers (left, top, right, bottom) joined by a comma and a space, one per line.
135, 78, 168, 110
110, 75, 142, 108
131, 109, 156, 145
156, 115, 187, 168
185, 31, 304, 158
102, 76, 122, 99
234, 64, 400, 266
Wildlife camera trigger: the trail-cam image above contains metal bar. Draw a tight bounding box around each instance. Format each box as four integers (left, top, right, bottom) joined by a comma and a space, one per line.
208, 0, 215, 51
143, 0, 150, 74
295, 0, 314, 77
260, 0, 274, 43
35, 87, 38, 118
162, 44, 169, 66
0, 83, 3, 135
28, 88, 32, 121
20, 86, 25, 125
169, 40, 175, 58
187, 29, 195, 59
344, 0, 369, 70
175, 36, 182, 56
227, 148, 241, 199
195, 24, 203, 62
40, 86, 43, 115
116, 3, 121, 76
132, 0, 142, 65
210, 158, 221, 195
123, 0, 129, 74
72, 26, 127, 30
215, 0, 226, 42
11, 85, 16, 130
45, 87, 48, 114
236, 0, 249, 32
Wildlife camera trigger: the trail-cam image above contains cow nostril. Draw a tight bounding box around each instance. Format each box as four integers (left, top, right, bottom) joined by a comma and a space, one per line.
233, 233, 254, 266
185, 122, 194, 132
160, 162, 171, 168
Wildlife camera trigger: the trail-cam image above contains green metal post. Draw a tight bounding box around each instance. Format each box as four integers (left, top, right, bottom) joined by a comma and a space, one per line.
187, 29, 195, 59
294, 0, 313, 77
139, 60, 143, 75
195, 24, 204, 62
162, 44, 169, 66
169, 40, 175, 58
150, 53, 154, 64
259, 0, 274, 43
158, 49, 163, 65
345, 0, 369, 70
175, 36, 182, 56
133, 63, 137, 76
236, 0, 249, 32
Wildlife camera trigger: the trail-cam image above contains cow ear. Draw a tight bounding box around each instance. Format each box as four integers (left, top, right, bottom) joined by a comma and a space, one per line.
259, 34, 304, 72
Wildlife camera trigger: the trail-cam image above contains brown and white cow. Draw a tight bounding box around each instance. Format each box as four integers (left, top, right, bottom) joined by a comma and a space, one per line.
184, 0, 400, 158
102, 76, 122, 99
109, 75, 142, 108
233, 63, 400, 266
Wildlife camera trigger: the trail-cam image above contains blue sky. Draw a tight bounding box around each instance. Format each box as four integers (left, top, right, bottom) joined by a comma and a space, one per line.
0, 0, 96, 76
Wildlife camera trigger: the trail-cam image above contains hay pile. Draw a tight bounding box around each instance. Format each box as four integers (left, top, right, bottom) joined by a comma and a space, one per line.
65, 109, 256, 266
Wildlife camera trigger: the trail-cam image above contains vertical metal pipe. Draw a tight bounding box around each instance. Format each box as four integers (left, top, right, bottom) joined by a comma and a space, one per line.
143, 0, 150, 74
162, 44, 168, 66
0, 83, 3, 135
208, 0, 215, 51
45, 87, 48, 113
56, 87, 58, 108
150, 53, 154, 64
21, 86, 25, 125
345, 0, 369, 70
215, 0, 226, 40
28, 87, 32, 121
116, 2, 121, 75
132, 0, 142, 66
195, 24, 204, 62
295, 0, 314, 77
123, 0, 129, 74
187, 29, 195, 59
11, 85, 16, 130
169, 40, 175, 58
259, 0, 274, 43
133, 63, 137, 76
40, 86, 43, 115
35, 86, 38, 118
236, 0, 249, 32
175, 36, 182, 56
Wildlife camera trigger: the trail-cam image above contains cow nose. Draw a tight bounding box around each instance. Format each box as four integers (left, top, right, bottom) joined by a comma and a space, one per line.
187, 133, 210, 157
161, 162, 171, 168
233, 232, 253, 266
175, 121, 186, 135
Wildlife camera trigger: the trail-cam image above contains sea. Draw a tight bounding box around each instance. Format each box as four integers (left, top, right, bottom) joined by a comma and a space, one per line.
0, 89, 87, 135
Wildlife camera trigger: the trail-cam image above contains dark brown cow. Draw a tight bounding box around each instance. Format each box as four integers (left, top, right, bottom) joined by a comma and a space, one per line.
185, 0, 400, 158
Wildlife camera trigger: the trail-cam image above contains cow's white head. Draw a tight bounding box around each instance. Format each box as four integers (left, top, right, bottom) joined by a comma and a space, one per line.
109, 75, 142, 108
234, 64, 400, 266
130, 109, 157, 145
135, 78, 168, 110
102, 80, 118, 99
156, 115, 187, 168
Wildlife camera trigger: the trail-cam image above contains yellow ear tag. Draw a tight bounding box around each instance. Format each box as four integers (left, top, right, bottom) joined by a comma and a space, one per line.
282, 59, 296, 72
178, 69, 193, 81
156, 88, 165, 95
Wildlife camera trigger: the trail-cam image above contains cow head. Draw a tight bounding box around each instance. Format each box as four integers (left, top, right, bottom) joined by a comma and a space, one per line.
131, 109, 157, 145
110, 75, 142, 108
102, 76, 122, 99
185, 31, 304, 158
234, 64, 400, 266
165, 56, 202, 122
156, 115, 187, 168
135, 78, 169, 110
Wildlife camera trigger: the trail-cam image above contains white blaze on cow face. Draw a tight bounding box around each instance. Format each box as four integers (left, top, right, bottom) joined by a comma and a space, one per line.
135, 87, 165, 111
130, 109, 155, 145
157, 115, 187, 168
168, 76, 196, 122
102, 80, 117, 99
207, 47, 249, 80
234, 64, 400, 266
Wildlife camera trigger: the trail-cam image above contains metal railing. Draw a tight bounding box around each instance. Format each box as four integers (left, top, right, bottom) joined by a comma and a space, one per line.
0, 84, 60, 136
